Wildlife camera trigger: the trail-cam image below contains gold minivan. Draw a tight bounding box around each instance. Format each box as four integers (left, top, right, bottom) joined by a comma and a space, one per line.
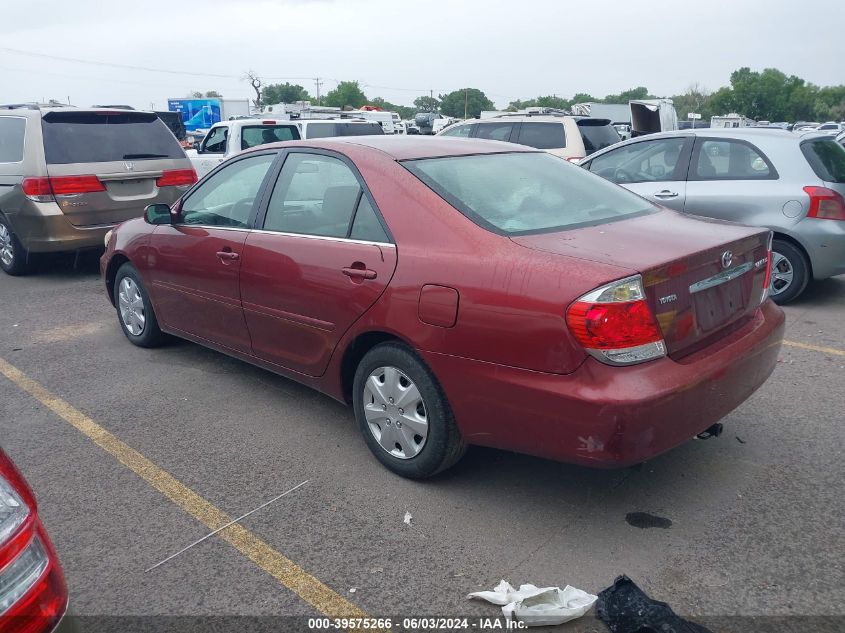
0, 105, 195, 275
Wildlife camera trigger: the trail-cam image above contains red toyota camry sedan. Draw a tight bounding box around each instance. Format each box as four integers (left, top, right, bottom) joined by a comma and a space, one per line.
101, 137, 784, 478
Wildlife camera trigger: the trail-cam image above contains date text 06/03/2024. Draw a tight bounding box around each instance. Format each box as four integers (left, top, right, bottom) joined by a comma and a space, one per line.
307, 617, 528, 630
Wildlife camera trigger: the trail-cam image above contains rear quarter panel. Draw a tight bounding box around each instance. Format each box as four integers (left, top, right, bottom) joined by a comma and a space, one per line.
334, 147, 636, 375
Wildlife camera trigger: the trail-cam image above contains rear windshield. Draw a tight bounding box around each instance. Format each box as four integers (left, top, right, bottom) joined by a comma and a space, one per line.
577, 120, 621, 154
516, 122, 566, 149
305, 122, 383, 138
404, 152, 653, 235
42, 112, 184, 164
801, 139, 845, 183
241, 125, 300, 149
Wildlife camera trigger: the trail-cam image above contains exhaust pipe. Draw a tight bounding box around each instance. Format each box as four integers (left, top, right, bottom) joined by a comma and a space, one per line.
695, 423, 723, 440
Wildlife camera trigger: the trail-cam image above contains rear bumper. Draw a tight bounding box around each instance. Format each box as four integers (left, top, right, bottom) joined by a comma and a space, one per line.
795, 217, 845, 279
423, 300, 785, 468
7, 211, 113, 254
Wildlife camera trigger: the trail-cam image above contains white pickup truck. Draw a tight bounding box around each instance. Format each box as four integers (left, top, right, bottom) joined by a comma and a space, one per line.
187, 118, 300, 178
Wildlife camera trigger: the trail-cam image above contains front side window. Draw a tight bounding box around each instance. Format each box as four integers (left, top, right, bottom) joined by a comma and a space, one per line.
202, 127, 228, 153
241, 125, 299, 150
0, 117, 26, 163
693, 139, 775, 180
440, 125, 472, 138
588, 138, 688, 183
474, 122, 515, 142
263, 153, 362, 238
405, 152, 653, 235
516, 122, 566, 150
180, 154, 275, 227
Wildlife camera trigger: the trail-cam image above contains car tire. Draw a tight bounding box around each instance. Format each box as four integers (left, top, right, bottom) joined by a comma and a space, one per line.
113, 262, 166, 348
353, 342, 466, 479
0, 215, 30, 276
769, 239, 809, 305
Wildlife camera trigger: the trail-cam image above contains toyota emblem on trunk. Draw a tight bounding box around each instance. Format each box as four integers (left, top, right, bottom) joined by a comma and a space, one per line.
721, 250, 733, 269
124, 161, 135, 171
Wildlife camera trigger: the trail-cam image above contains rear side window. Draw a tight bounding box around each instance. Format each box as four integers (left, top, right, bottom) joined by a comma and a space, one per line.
474, 122, 515, 142
692, 139, 776, 180
305, 123, 383, 138
440, 125, 472, 138
350, 195, 389, 242
576, 120, 621, 154
801, 139, 845, 183
405, 152, 653, 235
0, 117, 26, 162
516, 123, 566, 150
241, 125, 299, 150
41, 112, 184, 164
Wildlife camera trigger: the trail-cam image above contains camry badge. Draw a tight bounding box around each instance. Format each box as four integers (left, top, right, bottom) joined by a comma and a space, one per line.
124, 161, 135, 171
721, 250, 733, 269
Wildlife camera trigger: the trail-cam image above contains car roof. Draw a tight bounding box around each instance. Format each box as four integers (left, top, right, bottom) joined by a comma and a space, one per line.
457, 115, 579, 123
257, 136, 536, 160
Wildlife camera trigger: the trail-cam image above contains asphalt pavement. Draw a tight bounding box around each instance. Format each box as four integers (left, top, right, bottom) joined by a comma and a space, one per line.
0, 250, 842, 632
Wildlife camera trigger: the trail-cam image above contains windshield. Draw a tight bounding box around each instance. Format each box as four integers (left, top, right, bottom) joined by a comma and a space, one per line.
404, 152, 654, 235
41, 111, 185, 164
305, 122, 383, 138
241, 125, 300, 149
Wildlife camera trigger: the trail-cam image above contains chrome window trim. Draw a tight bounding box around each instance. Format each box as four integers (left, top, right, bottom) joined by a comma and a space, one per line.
250, 228, 395, 248
689, 262, 754, 294
172, 224, 395, 248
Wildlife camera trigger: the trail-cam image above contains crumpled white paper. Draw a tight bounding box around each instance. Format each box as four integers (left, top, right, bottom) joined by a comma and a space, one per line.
468, 579, 597, 627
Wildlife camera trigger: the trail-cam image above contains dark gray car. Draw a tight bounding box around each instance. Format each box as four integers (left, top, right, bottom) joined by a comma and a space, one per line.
580, 128, 845, 303
0, 105, 194, 275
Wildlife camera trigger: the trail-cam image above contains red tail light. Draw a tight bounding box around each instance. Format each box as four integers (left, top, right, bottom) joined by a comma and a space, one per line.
156, 169, 197, 187
566, 275, 666, 365
804, 186, 845, 220
21, 175, 104, 201
0, 451, 68, 633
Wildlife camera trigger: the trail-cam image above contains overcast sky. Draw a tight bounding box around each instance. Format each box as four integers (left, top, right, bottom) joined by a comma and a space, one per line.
1, 0, 842, 111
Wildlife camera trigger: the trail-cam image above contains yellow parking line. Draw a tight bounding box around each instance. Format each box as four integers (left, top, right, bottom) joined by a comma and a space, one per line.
0, 356, 368, 619
783, 340, 845, 357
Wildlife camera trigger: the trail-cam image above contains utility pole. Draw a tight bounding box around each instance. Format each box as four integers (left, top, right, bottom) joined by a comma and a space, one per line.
314, 78, 323, 106
464, 89, 468, 119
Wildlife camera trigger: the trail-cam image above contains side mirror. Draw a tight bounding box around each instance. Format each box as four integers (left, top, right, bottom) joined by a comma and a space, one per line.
144, 203, 173, 225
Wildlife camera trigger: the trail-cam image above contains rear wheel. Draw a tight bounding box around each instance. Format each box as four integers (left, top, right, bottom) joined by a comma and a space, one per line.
353, 343, 466, 479
769, 239, 809, 305
0, 215, 29, 276
114, 262, 166, 347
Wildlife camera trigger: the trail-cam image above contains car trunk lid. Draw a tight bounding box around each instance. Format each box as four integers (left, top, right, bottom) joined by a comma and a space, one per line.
511, 210, 770, 358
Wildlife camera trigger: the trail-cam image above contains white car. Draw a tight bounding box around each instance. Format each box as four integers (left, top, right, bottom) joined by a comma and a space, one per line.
188, 118, 300, 178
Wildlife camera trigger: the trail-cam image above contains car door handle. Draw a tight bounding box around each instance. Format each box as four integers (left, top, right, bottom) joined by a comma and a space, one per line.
342, 267, 377, 280
216, 250, 239, 261
653, 190, 679, 199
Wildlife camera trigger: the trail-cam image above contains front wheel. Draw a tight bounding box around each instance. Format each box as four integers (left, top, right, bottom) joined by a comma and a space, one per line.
353, 343, 466, 479
769, 239, 809, 305
114, 262, 166, 347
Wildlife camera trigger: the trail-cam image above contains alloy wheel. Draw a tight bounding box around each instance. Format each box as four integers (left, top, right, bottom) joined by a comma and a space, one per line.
118, 277, 146, 336
769, 251, 794, 297
0, 223, 14, 267
363, 366, 428, 459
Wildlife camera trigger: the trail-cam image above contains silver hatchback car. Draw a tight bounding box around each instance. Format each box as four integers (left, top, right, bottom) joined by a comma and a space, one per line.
580, 128, 845, 303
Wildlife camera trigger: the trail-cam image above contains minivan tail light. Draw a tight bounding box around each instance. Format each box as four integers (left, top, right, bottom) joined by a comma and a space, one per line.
49, 175, 105, 196
804, 186, 845, 220
566, 275, 666, 366
156, 169, 197, 187
21, 175, 104, 200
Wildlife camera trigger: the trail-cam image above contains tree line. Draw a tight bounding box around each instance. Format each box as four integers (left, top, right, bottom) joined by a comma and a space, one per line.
190, 67, 845, 123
